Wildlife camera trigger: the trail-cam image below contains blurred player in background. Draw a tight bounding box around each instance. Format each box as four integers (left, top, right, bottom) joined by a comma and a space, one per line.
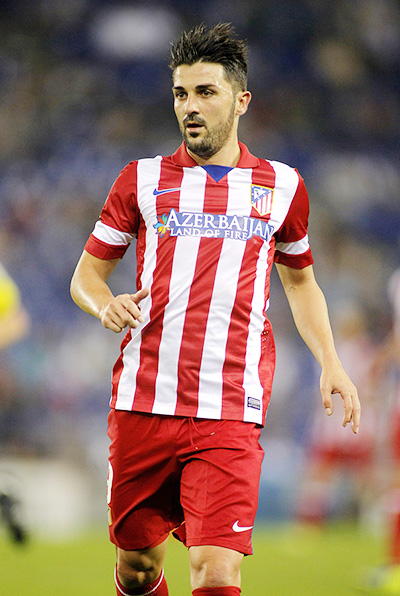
0, 262, 30, 350
71, 23, 360, 596
296, 302, 377, 527
0, 261, 30, 543
364, 268, 400, 593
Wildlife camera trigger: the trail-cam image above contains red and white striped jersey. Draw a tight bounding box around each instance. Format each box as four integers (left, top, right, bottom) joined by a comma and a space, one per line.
85, 142, 313, 425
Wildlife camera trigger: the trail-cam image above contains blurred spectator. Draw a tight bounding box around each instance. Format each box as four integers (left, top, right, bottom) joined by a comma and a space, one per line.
361, 269, 400, 592
0, 262, 30, 543
0, 262, 30, 349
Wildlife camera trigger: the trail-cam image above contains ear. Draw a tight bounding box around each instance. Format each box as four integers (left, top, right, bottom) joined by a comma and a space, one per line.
236, 90, 252, 117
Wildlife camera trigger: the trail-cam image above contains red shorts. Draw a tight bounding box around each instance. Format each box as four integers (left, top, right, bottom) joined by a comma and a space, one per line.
107, 410, 264, 555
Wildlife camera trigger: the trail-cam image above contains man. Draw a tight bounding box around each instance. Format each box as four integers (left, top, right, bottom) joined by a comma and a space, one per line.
0, 261, 30, 543
70, 23, 360, 596
362, 268, 400, 593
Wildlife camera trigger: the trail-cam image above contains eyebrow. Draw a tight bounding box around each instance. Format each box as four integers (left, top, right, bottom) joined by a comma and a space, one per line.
172, 84, 218, 92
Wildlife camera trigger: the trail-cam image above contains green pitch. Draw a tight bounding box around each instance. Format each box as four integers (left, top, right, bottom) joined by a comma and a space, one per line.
0, 522, 384, 595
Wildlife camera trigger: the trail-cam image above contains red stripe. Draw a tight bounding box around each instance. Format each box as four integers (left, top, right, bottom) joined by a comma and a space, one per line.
110, 330, 132, 407
174, 175, 229, 416
84, 235, 129, 260
258, 248, 276, 420
132, 159, 183, 410
221, 160, 276, 419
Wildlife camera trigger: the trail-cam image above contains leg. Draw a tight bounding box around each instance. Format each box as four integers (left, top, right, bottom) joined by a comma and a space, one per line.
116, 538, 168, 590
179, 420, 263, 595
189, 545, 243, 590
107, 411, 183, 594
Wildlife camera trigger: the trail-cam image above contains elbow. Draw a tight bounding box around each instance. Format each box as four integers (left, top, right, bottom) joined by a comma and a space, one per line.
69, 270, 80, 306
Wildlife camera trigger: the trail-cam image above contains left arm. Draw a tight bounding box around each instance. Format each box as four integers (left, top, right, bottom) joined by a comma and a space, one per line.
276, 263, 360, 434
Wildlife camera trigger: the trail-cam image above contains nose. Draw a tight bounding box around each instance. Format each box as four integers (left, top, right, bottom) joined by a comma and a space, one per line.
184, 92, 199, 115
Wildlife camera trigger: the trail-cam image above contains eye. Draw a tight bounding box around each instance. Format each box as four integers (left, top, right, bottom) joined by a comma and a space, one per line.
174, 90, 187, 100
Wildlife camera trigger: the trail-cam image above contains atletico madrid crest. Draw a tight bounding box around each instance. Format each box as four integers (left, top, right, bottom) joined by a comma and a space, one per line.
250, 185, 274, 216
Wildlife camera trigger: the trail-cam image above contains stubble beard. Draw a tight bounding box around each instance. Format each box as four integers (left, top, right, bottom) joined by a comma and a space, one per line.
181, 101, 236, 159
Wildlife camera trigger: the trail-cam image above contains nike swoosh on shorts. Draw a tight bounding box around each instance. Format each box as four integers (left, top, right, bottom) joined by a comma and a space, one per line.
232, 520, 253, 533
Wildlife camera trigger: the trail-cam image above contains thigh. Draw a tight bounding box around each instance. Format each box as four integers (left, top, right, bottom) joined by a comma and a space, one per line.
179, 419, 264, 555
107, 410, 184, 550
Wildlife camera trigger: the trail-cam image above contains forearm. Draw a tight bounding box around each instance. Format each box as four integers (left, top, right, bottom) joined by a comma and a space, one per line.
276, 263, 339, 368
285, 278, 339, 368
70, 251, 149, 333
70, 252, 119, 320
277, 263, 360, 433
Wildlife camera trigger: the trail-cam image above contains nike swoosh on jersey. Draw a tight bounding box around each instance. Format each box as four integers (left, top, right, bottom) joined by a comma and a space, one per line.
153, 187, 181, 196
232, 520, 253, 533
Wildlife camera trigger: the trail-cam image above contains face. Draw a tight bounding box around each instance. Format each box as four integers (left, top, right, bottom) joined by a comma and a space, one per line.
172, 62, 248, 160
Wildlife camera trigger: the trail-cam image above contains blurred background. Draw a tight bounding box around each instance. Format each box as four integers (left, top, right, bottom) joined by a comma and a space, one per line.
0, 0, 399, 545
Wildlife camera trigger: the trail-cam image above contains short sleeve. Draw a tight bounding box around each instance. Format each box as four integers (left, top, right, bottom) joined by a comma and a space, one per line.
85, 162, 140, 260
274, 172, 313, 269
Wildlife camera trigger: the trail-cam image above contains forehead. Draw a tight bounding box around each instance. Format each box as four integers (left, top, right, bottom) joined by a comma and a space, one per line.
173, 62, 232, 90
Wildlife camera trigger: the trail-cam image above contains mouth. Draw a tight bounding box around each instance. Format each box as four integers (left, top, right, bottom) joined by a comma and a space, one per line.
184, 118, 206, 136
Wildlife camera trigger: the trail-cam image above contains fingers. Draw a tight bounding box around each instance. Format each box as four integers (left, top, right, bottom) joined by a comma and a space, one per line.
342, 389, 361, 435
130, 287, 150, 304
320, 380, 334, 417
101, 289, 149, 333
322, 391, 360, 435
337, 380, 360, 434
320, 374, 361, 435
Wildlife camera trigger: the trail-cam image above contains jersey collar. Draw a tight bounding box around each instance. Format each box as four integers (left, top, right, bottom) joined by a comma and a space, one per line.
171, 142, 260, 168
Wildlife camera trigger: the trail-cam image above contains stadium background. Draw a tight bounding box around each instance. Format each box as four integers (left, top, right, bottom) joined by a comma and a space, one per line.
0, 0, 399, 592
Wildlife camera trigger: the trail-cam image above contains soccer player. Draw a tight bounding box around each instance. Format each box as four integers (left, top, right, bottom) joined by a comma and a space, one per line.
362, 269, 400, 593
70, 23, 360, 596
0, 261, 30, 543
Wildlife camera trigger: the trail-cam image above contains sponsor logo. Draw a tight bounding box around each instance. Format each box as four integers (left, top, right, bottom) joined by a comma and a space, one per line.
251, 185, 274, 217
232, 520, 253, 533
153, 209, 274, 242
247, 397, 261, 410
153, 187, 181, 196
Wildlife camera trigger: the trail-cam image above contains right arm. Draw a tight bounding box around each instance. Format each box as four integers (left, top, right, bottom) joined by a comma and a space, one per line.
70, 250, 149, 333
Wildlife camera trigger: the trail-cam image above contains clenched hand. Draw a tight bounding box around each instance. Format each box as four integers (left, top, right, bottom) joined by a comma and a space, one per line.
99, 288, 150, 333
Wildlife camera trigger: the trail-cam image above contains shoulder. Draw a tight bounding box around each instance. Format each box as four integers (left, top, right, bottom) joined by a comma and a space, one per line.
252, 157, 303, 196
261, 157, 302, 181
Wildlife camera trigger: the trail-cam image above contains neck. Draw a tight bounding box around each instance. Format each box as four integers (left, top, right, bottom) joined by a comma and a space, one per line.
187, 137, 241, 167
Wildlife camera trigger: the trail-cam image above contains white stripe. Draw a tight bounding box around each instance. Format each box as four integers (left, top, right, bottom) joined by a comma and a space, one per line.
114, 157, 162, 409
275, 234, 310, 255
267, 161, 300, 232
152, 166, 206, 415
92, 221, 135, 246
242, 239, 269, 424
196, 168, 253, 419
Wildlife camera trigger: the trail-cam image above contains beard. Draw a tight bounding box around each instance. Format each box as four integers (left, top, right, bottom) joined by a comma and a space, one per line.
180, 100, 236, 159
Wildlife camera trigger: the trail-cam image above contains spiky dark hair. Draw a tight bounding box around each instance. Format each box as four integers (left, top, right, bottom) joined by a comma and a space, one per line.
169, 23, 248, 91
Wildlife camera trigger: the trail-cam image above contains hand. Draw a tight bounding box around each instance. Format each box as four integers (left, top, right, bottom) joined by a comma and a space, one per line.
99, 287, 150, 333
320, 362, 361, 434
